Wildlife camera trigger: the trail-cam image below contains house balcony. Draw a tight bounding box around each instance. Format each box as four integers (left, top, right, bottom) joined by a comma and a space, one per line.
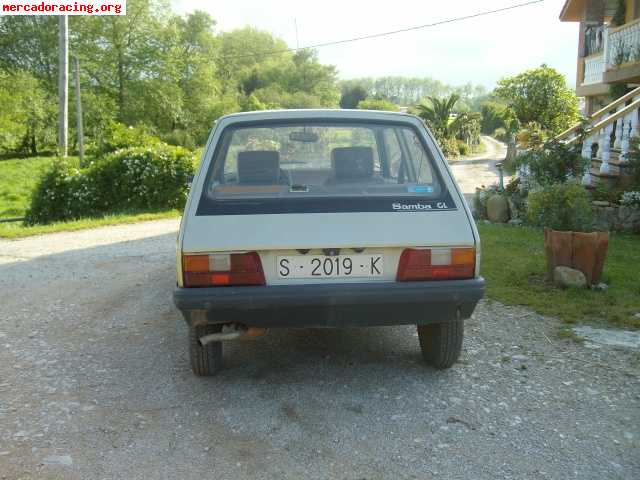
577, 18, 640, 96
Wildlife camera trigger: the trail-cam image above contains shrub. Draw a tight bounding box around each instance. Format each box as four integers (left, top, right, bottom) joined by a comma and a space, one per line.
514, 140, 585, 187
26, 145, 195, 224
436, 135, 460, 159
88, 121, 162, 156
527, 183, 594, 232
457, 140, 470, 156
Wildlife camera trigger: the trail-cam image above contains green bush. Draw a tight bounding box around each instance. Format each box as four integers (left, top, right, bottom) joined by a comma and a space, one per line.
26, 145, 195, 224
514, 140, 585, 187
88, 121, 162, 157
527, 183, 594, 232
457, 140, 470, 156
436, 135, 460, 159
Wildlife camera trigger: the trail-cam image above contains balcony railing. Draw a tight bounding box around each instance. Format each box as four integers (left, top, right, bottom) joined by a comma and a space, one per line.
583, 53, 605, 85
605, 18, 640, 68
580, 18, 640, 87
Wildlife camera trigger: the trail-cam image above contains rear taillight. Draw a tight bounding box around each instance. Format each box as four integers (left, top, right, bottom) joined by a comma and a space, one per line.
396, 247, 475, 281
182, 252, 265, 287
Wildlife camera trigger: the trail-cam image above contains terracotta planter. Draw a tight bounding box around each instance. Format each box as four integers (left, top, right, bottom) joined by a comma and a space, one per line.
543, 228, 609, 286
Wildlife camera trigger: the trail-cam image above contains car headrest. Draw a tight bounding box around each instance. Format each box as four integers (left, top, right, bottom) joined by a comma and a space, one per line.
331, 147, 374, 180
237, 150, 280, 184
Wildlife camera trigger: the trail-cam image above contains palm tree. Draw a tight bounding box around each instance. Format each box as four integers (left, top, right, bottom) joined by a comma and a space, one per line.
415, 93, 460, 138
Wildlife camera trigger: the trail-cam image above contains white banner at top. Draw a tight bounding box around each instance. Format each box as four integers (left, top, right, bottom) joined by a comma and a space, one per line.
1, 0, 126, 15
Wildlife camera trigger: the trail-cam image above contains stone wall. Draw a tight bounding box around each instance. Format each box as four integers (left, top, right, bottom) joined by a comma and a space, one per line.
592, 201, 640, 232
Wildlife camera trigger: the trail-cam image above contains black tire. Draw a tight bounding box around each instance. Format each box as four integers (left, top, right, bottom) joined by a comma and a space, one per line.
188, 325, 223, 376
417, 319, 464, 369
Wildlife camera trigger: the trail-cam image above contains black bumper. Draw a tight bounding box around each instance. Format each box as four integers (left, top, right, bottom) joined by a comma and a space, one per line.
173, 278, 485, 328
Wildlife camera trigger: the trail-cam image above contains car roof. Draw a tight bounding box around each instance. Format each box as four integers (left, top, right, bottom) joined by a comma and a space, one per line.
215, 109, 423, 126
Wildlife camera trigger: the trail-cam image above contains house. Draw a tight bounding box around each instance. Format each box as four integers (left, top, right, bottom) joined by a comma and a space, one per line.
560, 0, 640, 114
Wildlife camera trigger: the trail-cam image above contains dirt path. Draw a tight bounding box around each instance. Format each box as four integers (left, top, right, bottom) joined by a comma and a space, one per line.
449, 136, 509, 205
0, 219, 638, 479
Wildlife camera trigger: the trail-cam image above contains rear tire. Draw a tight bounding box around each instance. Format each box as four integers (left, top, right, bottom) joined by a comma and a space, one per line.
417, 319, 463, 369
189, 325, 223, 376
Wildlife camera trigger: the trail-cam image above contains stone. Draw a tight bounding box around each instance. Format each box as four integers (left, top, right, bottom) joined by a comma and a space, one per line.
593, 282, 608, 291
592, 200, 610, 207
553, 266, 587, 289
486, 194, 509, 223
508, 218, 523, 226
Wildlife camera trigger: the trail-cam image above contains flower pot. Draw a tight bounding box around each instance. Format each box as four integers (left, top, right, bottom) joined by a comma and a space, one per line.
543, 228, 609, 286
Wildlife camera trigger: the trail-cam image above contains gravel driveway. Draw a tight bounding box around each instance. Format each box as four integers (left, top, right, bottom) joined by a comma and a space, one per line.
1, 219, 639, 479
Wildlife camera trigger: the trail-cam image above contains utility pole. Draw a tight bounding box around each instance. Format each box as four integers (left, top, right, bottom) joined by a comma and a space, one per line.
73, 56, 84, 166
58, 15, 68, 158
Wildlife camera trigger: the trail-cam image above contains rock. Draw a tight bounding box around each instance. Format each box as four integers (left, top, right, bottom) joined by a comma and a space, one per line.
508, 218, 523, 226
592, 282, 608, 291
511, 354, 529, 361
553, 266, 587, 289
592, 200, 610, 207
486, 195, 509, 223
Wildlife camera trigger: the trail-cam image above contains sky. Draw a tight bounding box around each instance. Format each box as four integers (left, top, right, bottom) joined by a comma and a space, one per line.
171, 0, 578, 90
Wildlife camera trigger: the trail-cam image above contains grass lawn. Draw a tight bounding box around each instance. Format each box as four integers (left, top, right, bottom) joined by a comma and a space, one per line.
478, 223, 640, 329
0, 156, 79, 218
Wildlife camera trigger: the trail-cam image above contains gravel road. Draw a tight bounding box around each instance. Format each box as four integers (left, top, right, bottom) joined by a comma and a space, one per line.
1, 219, 639, 480
450, 136, 510, 204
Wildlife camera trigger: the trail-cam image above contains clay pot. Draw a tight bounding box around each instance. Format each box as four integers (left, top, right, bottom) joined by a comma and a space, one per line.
543, 228, 609, 286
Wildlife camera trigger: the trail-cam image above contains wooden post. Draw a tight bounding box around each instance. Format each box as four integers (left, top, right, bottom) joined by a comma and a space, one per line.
58, 15, 68, 158
73, 56, 85, 166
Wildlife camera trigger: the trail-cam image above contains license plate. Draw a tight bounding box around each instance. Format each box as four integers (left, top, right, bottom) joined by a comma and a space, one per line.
277, 255, 384, 279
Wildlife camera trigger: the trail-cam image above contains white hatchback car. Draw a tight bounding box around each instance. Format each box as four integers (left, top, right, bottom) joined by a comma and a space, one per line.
174, 109, 484, 376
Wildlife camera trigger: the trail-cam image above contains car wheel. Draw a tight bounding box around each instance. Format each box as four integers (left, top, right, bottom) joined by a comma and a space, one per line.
417, 319, 463, 369
188, 325, 223, 376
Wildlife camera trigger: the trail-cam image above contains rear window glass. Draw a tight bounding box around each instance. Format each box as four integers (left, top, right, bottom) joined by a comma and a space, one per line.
198, 121, 454, 215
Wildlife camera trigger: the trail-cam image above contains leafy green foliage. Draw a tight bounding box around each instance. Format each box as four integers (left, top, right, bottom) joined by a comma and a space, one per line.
26, 145, 195, 224
88, 121, 162, 157
494, 65, 580, 136
527, 183, 594, 232
416, 94, 481, 158
514, 140, 585, 186
0, 70, 56, 155
356, 99, 399, 111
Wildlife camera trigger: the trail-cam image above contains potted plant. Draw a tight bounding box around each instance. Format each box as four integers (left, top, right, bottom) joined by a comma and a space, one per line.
527, 183, 609, 286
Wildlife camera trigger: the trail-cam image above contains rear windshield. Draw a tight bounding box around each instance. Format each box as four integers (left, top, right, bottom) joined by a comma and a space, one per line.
197, 121, 454, 215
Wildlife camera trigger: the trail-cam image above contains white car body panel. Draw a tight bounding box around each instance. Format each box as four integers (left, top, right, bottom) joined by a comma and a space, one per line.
177, 109, 480, 287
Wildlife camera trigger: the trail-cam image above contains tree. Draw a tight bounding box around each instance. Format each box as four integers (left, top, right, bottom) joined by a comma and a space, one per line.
340, 83, 368, 109
415, 94, 460, 139
494, 65, 580, 136
0, 17, 59, 89
0, 70, 56, 155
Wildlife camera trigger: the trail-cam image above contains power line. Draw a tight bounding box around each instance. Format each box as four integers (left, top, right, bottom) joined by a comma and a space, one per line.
219, 0, 545, 61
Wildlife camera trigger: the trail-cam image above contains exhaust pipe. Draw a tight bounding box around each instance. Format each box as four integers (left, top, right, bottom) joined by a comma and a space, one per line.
199, 324, 267, 345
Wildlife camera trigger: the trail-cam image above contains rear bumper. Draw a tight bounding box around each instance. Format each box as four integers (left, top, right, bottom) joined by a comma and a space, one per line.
173, 278, 485, 328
